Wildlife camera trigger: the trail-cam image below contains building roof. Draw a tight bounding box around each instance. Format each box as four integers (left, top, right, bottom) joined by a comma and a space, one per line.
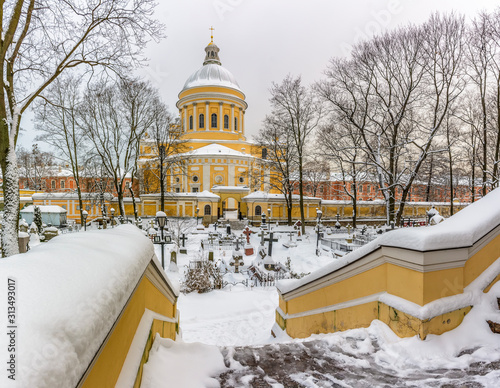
181, 143, 254, 158
243, 191, 321, 202
20, 205, 67, 214
181, 41, 242, 94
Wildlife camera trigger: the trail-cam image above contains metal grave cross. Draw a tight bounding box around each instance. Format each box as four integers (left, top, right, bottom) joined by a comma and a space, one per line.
208, 234, 217, 245
243, 226, 252, 244
180, 233, 188, 247
264, 232, 279, 256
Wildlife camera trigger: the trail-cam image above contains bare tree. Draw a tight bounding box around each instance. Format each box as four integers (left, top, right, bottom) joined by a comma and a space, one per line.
318, 13, 465, 225
34, 75, 89, 225
79, 78, 159, 217
16, 144, 54, 191
317, 118, 366, 228
255, 114, 298, 225
268, 75, 322, 232
302, 156, 330, 198
0, 0, 163, 256
140, 102, 187, 211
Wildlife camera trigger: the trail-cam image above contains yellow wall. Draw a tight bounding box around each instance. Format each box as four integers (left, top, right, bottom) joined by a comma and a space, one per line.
81, 275, 177, 388
278, 228, 500, 340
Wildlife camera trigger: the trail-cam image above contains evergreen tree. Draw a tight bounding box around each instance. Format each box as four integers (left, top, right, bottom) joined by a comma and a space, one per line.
33, 206, 43, 234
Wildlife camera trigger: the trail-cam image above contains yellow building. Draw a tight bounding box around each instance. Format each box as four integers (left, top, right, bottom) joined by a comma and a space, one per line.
138, 37, 269, 220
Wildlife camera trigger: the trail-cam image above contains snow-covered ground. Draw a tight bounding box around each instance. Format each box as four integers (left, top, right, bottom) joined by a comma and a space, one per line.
140, 222, 500, 388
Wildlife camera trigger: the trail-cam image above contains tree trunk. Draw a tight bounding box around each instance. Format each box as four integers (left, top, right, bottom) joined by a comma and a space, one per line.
287, 183, 293, 226
1, 144, 20, 257
298, 156, 306, 235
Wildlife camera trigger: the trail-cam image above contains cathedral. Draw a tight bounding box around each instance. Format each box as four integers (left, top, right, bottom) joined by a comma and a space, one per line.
138, 36, 272, 222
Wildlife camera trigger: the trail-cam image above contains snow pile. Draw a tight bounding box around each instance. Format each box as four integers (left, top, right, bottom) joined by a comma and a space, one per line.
141, 335, 226, 388
0, 225, 154, 388
279, 187, 500, 294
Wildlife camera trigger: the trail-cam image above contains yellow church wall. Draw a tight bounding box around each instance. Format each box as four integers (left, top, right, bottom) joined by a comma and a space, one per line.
464, 232, 500, 288
81, 274, 177, 388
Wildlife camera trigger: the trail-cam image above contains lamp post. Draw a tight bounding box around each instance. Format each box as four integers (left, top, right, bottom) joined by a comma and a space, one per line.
316, 208, 323, 256
196, 207, 200, 225
159, 145, 166, 212
335, 213, 341, 230
267, 208, 271, 225
82, 210, 88, 232
110, 208, 115, 228
156, 211, 167, 269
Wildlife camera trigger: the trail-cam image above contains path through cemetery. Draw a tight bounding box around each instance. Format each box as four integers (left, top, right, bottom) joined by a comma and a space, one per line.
217, 339, 499, 387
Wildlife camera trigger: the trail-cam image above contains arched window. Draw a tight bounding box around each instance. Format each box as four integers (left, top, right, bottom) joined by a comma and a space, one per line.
234, 117, 238, 131
255, 205, 262, 216
204, 204, 211, 216
189, 115, 193, 130
211, 113, 217, 128
199, 114, 204, 128
224, 115, 229, 129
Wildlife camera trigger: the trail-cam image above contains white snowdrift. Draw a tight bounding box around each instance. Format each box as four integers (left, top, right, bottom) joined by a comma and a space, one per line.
141, 335, 226, 388
0, 225, 154, 388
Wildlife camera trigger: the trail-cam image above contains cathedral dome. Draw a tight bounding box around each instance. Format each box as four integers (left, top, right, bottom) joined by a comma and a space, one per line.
181, 63, 242, 92
181, 40, 242, 94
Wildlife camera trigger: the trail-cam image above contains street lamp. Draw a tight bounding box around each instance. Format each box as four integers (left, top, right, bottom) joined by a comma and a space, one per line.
196, 207, 200, 225
335, 213, 341, 230
316, 208, 323, 256
110, 208, 115, 228
156, 210, 167, 269
82, 210, 88, 232
267, 208, 271, 224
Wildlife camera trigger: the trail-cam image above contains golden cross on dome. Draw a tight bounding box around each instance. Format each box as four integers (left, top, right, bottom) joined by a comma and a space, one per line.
209, 26, 215, 43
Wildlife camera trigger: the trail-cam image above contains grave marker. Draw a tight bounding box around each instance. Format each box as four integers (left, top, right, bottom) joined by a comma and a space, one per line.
264, 232, 278, 257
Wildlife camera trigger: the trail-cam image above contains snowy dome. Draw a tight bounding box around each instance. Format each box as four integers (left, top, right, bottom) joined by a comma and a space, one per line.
182, 63, 242, 92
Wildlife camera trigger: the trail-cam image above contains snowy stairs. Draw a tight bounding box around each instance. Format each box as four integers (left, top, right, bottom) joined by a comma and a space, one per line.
486, 298, 500, 334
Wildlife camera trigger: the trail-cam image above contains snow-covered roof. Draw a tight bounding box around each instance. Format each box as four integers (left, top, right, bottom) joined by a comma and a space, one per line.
180, 143, 254, 158
0, 225, 170, 386
181, 63, 242, 93
243, 191, 321, 202
32, 192, 114, 201
141, 190, 220, 200
20, 205, 67, 214
212, 185, 250, 192
278, 186, 500, 295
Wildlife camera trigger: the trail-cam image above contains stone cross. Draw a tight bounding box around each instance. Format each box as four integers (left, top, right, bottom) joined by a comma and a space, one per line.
287, 231, 295, 242
347, 224, 352, 236
214, 221, 218, 231
258, 231, 268, 246
208, 234, 217, 245
264, 232, 278, 257
243, 226, 252, 244
180, 233, 188, 247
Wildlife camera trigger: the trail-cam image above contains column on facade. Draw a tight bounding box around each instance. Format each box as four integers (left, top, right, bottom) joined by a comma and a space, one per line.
219, 102, 223, 131
183, 105, 188, 131
231, 104, 235, 132
241, 110, 245, 134
193, 102, 197, 131
205, 102, 209, 130
238, 108, 242, 133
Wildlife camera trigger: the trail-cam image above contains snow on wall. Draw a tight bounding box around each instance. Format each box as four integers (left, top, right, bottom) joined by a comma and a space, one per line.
0, 225, 155, 388
278, 187, 500, 295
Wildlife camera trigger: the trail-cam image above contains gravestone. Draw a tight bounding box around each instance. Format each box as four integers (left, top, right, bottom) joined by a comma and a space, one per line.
258, 245, 267, 260
170, 250, 177, 264
226, 224, 231, 235
230, 248, 244, 273
179, 233, 188, 254
208, 249, 214, 262
282, 230, 297, 248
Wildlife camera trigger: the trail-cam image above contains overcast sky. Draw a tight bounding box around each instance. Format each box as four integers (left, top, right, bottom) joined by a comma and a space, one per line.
19, 0, 500, 150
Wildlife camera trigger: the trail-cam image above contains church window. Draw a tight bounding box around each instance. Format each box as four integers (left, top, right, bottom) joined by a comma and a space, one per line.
224, 115, 229, 129
255, 205, 262, 216
204, 204, 211, 215
199, 114, 204, 128
189, 115, 193, 130
211, 113, 217, 128
239, 176, 245, 183
234, 117, 238, 131
192, 175, 199, 182
175, 187, 180, 193
51, 180, 56, 189
61, 180, 65, 189
192, 187, 199, 193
